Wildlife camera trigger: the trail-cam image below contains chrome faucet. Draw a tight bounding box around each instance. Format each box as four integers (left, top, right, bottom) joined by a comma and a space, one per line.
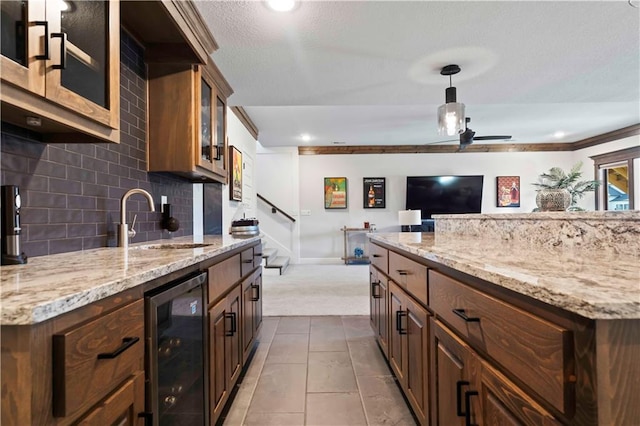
118, 188, 155, 248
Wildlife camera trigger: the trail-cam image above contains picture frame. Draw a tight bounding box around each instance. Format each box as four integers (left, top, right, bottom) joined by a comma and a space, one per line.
363, 177, 385, 208
229, 146, 242, 201
496, 176, 520, 207
324, 177, 347, 209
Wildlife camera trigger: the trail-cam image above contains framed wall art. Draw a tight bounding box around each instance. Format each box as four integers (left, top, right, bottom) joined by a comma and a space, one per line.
229, 146, 242, 201
496, 176, 520, 207
324, 177, 347, 209
363, 177, 385, 208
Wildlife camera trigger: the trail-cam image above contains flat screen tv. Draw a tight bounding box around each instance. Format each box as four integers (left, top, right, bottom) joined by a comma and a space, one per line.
406, 175, 484, 219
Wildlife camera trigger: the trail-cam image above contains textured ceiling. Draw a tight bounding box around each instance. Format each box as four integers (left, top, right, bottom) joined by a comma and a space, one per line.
195, 0, 640, 147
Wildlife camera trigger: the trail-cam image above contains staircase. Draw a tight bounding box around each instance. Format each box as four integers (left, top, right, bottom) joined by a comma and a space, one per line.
261, 241, 290, 275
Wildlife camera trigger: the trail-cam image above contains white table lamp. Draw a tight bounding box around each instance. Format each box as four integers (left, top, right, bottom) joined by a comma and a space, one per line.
398, 210, 422, 232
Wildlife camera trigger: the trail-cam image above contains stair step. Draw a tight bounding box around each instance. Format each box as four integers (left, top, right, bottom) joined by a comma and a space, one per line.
264, 256, 290, 275
262, 248, 277, 264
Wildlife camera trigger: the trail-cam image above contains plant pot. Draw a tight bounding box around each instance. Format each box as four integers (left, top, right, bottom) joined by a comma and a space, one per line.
535, 189, 571, 211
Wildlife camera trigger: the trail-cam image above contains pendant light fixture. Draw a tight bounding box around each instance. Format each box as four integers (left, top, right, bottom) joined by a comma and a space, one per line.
437, 64, 466, 136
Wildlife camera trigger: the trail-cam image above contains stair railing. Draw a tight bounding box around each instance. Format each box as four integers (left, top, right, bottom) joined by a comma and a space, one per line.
257, 193, 296, 222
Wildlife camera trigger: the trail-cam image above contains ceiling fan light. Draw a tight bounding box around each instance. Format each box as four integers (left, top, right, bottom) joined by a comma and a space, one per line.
437, 102, 465, 136
266, 0, 296, 12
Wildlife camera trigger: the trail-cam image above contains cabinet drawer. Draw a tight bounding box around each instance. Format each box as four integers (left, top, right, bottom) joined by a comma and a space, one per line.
208, 254, 241, 303
53, 300, 144, 418
241, 247, 255, 277
389, 251, 428, 305
369, 243, 388, 274
428, 270, 573, 416
253, 243, 263, 269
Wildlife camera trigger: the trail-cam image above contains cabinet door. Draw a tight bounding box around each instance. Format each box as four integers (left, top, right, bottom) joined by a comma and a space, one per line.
405, 296, 430, 424
478, 360, 562, 426
253, 269, 263, 337
242, 274, 256, 362
226, 285, 242, 386
389, 281, 406, 382
44, 0, 119, 128
209, 299, 230, 421
198, 66, 228, 179
431, 319, 479, 426
76, 372, 145, 426
370, 268, 389, 359
0, 0, 46, 95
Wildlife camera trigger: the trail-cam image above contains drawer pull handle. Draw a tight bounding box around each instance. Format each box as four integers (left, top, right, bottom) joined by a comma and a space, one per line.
397, 270, 410, 276
51, 32, 67, 70
452, 308, 480, 322
396, 310, 407, 335
34, 21, 49, 60
255, 253, 263, 256
456, 380, 470, 416
225, 312, 237, 336
97, 337, 140, 359
372, 254, 382, 258
251, 284, 260, 301
371, 281, 382, 299
464, 390, 479, 426
243, 259, 254, 264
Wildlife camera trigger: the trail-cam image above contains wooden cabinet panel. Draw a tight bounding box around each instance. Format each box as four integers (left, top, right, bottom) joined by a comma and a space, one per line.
405, 296, 430, 424
389, 251, 428, 305
207, 254, 241, 304
370, 243, 389, 274
479, 360, 562, 426
429, 270, 573, 416
148, 59, 230, 183
370, 267, 389, 358
52, 299, 144, 418
76, 371, 145, 426
253, 243, 263, 269
242, 268, 264, 363
0, 0, 120, 142
431, 319, 480, 426
209, 283, 243, 425
241, 247, 255, 277
389, 281, 430, 425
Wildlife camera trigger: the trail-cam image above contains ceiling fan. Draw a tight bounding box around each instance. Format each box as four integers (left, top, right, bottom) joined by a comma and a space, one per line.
430, 117, 512, 150
434, 64, 511, 150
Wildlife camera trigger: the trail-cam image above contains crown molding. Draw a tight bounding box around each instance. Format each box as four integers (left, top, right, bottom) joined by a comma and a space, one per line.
231, 107, 259, 140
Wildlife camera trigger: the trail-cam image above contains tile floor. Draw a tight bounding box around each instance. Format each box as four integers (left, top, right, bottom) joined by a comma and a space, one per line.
222, 316, 417, 426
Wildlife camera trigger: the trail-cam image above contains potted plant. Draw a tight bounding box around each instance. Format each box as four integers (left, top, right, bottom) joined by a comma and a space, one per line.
533, 161, 600, 211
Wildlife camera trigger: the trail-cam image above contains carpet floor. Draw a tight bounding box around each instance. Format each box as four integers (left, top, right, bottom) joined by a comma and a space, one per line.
262, 264, 370, 316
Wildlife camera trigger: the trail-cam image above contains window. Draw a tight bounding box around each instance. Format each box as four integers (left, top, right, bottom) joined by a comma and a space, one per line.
591, 147, 640, 210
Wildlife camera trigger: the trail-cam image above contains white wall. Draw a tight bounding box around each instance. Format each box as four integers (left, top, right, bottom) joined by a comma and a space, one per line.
222, 109, 258, 231
256, 136, 639, 262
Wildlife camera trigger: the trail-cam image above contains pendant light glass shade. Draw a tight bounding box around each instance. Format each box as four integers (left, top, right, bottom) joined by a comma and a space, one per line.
437, 102, 465, 136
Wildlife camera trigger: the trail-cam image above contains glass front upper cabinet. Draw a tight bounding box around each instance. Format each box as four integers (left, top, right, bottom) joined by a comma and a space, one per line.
0, 0, 119, 129
198, 64, 227, 180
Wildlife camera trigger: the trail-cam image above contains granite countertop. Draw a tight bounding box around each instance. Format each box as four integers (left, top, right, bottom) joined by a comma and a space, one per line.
0, 235, 260, 325
370, 232, 640, 320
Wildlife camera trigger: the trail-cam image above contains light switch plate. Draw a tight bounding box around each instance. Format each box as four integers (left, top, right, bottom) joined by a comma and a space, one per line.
300, 209, 311, 216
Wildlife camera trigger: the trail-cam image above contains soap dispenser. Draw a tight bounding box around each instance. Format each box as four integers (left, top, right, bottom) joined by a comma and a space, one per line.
1, 185, 28, 265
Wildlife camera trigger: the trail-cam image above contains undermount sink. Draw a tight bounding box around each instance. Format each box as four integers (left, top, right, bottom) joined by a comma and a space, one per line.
131, 243, 212, 250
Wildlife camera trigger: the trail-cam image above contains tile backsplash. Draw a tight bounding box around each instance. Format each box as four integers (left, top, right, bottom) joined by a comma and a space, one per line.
0, 30, 200, 257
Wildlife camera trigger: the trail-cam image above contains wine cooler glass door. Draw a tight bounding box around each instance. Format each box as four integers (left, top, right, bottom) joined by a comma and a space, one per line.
147, 273, 206, 426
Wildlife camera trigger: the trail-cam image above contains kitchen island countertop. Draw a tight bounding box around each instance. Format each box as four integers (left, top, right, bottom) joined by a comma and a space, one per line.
369, 232, 639, 320
0, 235, 260, 325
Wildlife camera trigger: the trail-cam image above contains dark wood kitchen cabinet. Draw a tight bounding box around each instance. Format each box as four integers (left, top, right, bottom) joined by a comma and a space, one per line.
148, 58, 232, 183
205, 240, 262, 425
209, 284, 242, 422
370, 238, 640, 426
242, 267, 263, 363
388, 280, 430, 425
369, 267, 388, 358
0, 0, 121, 143
1, 287, 144, 425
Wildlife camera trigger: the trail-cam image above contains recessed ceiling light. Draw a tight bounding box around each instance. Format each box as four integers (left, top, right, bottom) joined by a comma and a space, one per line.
301, 134, 311, 142
266, 0, 296, 12
553, 131, 566, 139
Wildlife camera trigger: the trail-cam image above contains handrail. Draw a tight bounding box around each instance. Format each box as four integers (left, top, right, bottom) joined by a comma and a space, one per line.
257, 193, 296, 223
